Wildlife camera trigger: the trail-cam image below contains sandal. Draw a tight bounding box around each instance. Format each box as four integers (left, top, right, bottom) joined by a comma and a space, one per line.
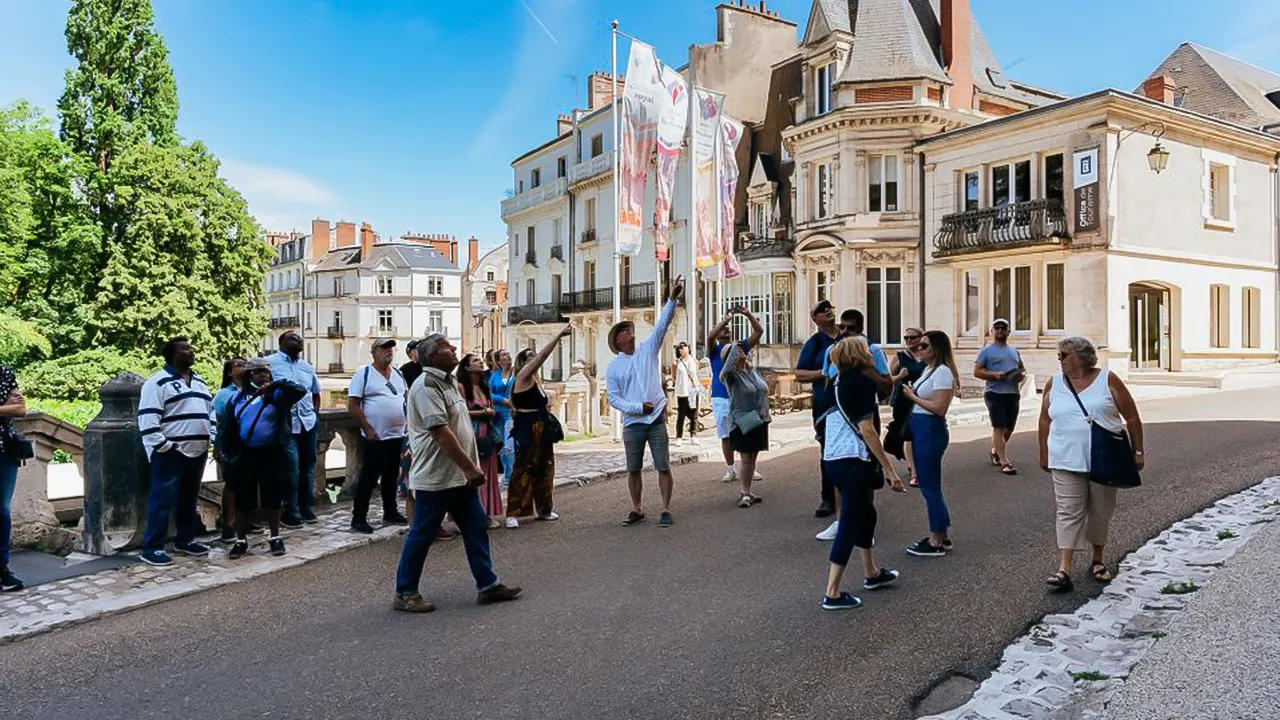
908, 472, 919, 488
1001, 463, 1018, 476
737, 493, 762, 508
1046, 570, 1073, 592
990, 449, 1001, 467
1091, 563, 1114, 583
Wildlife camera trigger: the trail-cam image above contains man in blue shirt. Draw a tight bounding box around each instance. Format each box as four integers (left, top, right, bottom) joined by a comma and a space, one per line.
974, 318, 1025, 474
795, 300, 841, 518
706, 306, 765, 484
266, 331, 323, 528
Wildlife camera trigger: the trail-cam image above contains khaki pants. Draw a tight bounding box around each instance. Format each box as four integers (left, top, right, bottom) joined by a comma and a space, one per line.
1051, 469, 1118, 550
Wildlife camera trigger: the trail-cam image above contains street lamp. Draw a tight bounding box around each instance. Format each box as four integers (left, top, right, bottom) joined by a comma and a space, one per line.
1120, 121, 1169, 174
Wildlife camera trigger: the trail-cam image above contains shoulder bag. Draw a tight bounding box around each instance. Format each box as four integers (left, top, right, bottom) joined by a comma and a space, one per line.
1062, 374, 1141, 489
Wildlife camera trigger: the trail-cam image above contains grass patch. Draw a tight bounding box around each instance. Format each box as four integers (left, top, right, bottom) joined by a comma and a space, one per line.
562, 433, 599, 443
1070, 671, 1110, 682
1159, 581, 1200, 595
1217, 529, 1238, 541
1264, 500, 1280, 509
1150, 632, 1167, 639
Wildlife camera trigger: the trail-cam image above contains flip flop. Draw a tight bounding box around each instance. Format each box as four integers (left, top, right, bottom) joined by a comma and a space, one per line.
1001, 463, 1018, 476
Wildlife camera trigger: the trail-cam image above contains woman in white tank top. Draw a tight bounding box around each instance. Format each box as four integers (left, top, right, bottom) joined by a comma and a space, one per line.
1037, 337, 1145, 593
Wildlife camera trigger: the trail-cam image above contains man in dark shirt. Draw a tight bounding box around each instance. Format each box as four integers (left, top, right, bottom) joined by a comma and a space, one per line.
795, 299, 841, 518
401, 340, 423, 390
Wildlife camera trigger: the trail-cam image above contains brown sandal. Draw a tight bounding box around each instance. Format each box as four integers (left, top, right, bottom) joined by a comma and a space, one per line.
1091, 563, 1114, 583
1046, 570, 1073, 592
1001, 463, 1018, 476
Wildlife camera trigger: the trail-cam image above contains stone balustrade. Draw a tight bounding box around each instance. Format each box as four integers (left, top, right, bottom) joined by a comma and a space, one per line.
11, 412, 83, 554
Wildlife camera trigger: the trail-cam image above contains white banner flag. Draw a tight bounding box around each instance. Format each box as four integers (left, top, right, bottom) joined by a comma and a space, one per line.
692, 87, 725, 269
719, 114, 745, 279
653, 65, 688, 262
617, 41, 663, 257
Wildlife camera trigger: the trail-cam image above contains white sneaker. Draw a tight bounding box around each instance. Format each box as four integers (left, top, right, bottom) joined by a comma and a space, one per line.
721, 466, 737, 483
537, 511, 559, 522
815, 520, 839, 541
505, 517, 519, 529
689, 437, 701, 447
752, 471, 764, 482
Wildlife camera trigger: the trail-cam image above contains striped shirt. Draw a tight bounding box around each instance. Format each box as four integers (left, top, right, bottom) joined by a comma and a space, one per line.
138, 366, 217, 460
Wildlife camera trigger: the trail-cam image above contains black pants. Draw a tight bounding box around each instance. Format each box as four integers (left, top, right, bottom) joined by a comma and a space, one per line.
675, 396, 697, 439
353, 438, 403, 523
824, 457, 879, 566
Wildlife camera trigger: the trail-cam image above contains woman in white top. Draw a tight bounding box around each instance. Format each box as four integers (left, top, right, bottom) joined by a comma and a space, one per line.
1038, 336, 1144, 592
901, 330, 960, 557
671, 342, 701, 446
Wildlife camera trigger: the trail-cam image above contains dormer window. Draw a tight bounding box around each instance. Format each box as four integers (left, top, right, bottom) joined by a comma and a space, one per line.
815, 63, 834, 116
531, 169, 541, 188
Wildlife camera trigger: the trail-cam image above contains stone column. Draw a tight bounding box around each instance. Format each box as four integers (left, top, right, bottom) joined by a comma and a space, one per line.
9, 417, 68, 552
82, 373, 150, 555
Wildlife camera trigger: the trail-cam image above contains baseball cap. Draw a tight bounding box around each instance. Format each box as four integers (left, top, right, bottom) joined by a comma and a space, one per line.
992, 318, 1011, 328
373, 338, 397, 349
406, 339, 420, 353
245, 357, 271, 372
811, 299, 834, 317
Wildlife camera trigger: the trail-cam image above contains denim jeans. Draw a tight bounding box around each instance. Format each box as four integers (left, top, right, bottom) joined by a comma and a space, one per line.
142, 450, 208, 551
824, 457, 879, 567
0, 454, 18, 566
909, 413, 951, 534
395, 485, 499, 596
283, 425, 318, 516
495, 413, 514, 485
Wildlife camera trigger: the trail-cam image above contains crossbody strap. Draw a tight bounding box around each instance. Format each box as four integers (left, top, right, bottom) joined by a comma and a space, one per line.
832, 374, 875, 454
1060, 373, 1093, 423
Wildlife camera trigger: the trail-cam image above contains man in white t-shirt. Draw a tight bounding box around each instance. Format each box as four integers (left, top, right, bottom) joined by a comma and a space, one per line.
348, 338, 409, 533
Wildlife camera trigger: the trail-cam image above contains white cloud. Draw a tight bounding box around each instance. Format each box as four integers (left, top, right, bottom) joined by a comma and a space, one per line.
220, 159, 344, 232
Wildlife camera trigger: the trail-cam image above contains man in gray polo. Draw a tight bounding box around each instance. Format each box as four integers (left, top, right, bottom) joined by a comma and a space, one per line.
974, 318, 1025, 474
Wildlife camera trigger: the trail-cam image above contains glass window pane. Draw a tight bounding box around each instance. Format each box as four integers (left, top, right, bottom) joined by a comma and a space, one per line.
965, 171, 980, 211
1045, 154, 1064, 203
1015, 266, 1032, 331
885, 179, 898, 211
869, 157, 882, 212
868, 267, 881, 282
886, 279, 902, 344
992, 166, 1010, 206
887, 267, 901, 282
867, 281, 882, 346
994, 268, 1011, 323
965, 271, 980, 333
1014, 161, 1031, 203
1047, 264, 1064, 331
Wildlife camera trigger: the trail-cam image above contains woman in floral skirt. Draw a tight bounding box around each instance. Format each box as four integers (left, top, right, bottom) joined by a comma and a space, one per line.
457, 353, 505, 527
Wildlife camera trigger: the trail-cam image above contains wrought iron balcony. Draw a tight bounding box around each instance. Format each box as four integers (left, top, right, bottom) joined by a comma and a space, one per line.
562, 288, 613, 313
550, 244, 564, 261
327, 363, 345, 374
508, 303, 566, 325
326, 325, 353, 339
501, 177, 568, 219
737, 234, 797, 261
580, 228, 597, 245
622, 282, 655, 309
933, 198, 1068, 257
369, 326, 397, 337
524, 249, 537, 266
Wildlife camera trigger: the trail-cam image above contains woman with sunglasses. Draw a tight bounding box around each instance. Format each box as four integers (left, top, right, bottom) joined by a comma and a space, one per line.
671, 342, 702, 446
900, 331, 960, 557
889, 329, 927, 487
506, 324, 572, 528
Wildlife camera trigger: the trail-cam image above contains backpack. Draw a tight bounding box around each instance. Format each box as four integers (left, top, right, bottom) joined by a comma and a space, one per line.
218, 391, 268, 468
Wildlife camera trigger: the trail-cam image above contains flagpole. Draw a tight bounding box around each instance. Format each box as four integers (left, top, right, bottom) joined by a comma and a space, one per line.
688, 70, 699, 355
611, 19, 621, 443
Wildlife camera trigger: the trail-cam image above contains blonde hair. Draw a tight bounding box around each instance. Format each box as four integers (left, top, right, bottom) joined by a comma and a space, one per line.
829, 336, 874, 373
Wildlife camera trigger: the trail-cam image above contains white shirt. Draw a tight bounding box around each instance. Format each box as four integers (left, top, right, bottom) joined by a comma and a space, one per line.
822, 408, 869, 462
1048, 369, 1124, 473
673, 356, 700, 398
911, 364, 956, 416
349, 363, 407, 440
607, 300, 678, 426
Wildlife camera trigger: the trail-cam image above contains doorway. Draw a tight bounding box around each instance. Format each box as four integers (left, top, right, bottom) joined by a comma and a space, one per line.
1129, 284, 1170, 370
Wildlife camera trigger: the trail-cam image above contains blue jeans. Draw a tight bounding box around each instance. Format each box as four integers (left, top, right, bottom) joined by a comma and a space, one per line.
495, 413, 514, 485
0, 454, 18, 566
824, 457, 879, 567
909, 413, 951, 534
283, 425, 318, 516
395, 486, 499, 596
142, 450, 207, 551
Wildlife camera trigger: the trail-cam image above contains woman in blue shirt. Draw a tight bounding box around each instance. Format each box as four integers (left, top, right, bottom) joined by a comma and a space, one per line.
213, 358, 246, 544
488, 349, 517, 486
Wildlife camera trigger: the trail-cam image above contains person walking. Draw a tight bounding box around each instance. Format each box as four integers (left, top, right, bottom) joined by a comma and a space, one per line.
136, 337, 217, 567
888, 329, 926, 487
489, 349, 517, 486
707, 308, 765, 484
348, 339, 410, 534
213, 358, 249, 544
820, 336, 905, 610
671, 342, 702, 447
718, 309, 769, 508
1039, 337, 1145, 591
0, 366, 29, 591
226, 359, 308, 559
506, 326, 572, 528
393, 333, 522, 613
975, 319, 1026, 475
796, 300, 841, 518
267, 331, 322, 529
457, 353, 505, 528
607, 275, 685, 528
901, 330, 960, 557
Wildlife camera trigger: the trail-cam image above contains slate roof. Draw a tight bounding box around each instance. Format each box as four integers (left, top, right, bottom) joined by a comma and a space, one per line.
1143, 43, 1280, 131
311, 243, 460, 273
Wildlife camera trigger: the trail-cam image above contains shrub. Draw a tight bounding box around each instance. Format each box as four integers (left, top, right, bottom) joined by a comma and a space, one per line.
26, 398, 101, 428
19, 349, 152, 400
0, 314, 53, 369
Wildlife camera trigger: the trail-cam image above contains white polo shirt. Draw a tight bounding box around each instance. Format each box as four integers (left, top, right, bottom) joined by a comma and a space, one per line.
348, 363, 408, 440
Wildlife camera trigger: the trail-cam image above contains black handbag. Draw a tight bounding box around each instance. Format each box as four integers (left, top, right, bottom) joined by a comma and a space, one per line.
1063, 375, 1141, 489
542, 411, 565, 444
3, 425, 34, 464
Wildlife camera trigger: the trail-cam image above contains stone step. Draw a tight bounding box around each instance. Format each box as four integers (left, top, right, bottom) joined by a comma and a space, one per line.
1126, 372, 1222, 389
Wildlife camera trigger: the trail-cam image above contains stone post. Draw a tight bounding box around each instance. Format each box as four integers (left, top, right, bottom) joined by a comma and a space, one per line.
82, 373, 150, 555
316, 408, 362, 503
10, 414, 79, 554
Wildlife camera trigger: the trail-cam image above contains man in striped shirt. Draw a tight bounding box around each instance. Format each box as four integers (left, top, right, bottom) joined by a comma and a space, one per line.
137, 337, 216, 566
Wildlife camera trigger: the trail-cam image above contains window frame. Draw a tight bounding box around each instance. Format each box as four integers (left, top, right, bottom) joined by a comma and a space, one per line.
428, 275, 444, 297
591, 134, 604, 158
991, 264, 1034, 334
814, 62, 833, 116
1243, 287, 1262, 349
962, 270, 980, 336
865, 266, 904, 346
868, 154, 900, 213
1045, 262, 1066, 333
530, 168, 541, 189
1202, 150, 1237, 229
429, 310, 444, 335
813, 163, 832, 220
1210, 284, 1231, 348
376, 309, 393, 333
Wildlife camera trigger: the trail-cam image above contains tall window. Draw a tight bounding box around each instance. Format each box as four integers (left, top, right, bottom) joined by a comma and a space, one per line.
866, 267, 903, 345
963, 170, 980, 211
1210, 285, 1230, 348
752, 202, 767, 235
428, 276, 443, 296
583, 260, 596, 290
1208, 163, 1232, 222
868, 155, 899, 212
815, 269, 832, 303
377, 275, 393, 295
993, 266, 1032, 332
991, 160, 1031, 207
486, 270, 495, 281
815, 63, 833, 115
585, 197, 597, 232
620, 255, 632, 287
1244, 287, 1262, 349
429, 310, 444, 334
813, 163, 832, 219
526, 226, 535, 255
377, 309, 393, 332
723, 273, 793, 344
526, 278, 536, 305
772, 273, 793, 344
1044, 153, 1065, 204
332, 310, 342, 329
964, 271, 980, 334
591, 134, 603, 157
557, 157, 566, 178
551, 275, 562, 306
485, 290, 497, 304
531, 168, 541, 188
1046, 263, 1065, 331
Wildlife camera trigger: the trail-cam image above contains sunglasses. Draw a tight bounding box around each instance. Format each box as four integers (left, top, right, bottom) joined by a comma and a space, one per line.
904, 334, 921, 341
918, 342, 932, 350
1057, 352, 1071, 360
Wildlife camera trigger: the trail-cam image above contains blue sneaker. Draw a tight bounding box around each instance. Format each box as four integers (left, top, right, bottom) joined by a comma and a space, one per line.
172, 541, 211, 557
139, 550, 173, 567
863, 568, 900, 590
821, 592, 863, 611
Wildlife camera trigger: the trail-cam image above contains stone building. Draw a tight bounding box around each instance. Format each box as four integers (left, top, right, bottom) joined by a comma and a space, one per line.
461, 237, 508, 356
260, 231, 307, 354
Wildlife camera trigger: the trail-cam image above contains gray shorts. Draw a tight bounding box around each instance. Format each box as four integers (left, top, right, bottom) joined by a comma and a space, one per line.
623, 418, 671, 474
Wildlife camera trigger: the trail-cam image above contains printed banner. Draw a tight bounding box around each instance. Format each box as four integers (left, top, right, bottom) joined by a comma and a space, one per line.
653, 64, 688, 262
617, 41, 664, 256
692, 87, 725, 269
718, 115, 745, 279
1072, 146, 1100, 233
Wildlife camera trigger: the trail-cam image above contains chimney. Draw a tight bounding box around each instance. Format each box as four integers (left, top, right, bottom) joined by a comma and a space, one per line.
310, 218, 330, 262
1141, 75, 1177, 105
360, 222, 376, 259
941, 0, 974, 111
557, 113, 573, 136
450, 235, 459, 267
335, 220, 356, 248
587, 71, 625, 111
467, 236, 480, 274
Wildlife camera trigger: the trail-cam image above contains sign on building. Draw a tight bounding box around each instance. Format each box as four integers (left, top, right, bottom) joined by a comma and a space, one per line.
1073, 147, 1100, 233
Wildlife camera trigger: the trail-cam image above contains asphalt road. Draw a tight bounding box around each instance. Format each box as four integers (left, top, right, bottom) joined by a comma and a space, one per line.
4, 388, 1279, 720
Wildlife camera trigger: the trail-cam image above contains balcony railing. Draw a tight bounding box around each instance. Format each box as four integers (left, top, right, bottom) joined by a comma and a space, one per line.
501, 177, 568, 219
268, 316, 299, 329
567, 150, 614, 185
327, 363, 345, 374
326, 325, 353, 339
550, 244, 564, 261
369, 326, 397, 337
562, 288, 613, 313
736, 234, 797, 261
580, 228, 597, 245
933, 198, 1068, 257
508, 303, 566, 325
622, 282, 655, 309
524, 249, 537, 266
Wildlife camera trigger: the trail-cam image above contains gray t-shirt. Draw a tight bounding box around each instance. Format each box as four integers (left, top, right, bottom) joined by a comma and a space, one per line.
975, 343, 1023, 394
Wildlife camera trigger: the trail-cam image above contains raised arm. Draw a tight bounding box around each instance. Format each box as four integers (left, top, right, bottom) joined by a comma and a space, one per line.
706, 311, 733, 351
741, 308, 764, 350
517, 324, 572, 384
719, 342, 745, 386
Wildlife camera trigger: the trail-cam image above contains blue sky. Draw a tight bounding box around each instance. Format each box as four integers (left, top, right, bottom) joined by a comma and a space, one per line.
3, 0, 1279, 264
